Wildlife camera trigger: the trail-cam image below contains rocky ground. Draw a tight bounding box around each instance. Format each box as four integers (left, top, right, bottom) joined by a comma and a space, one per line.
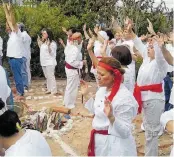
12, 79, 173, 156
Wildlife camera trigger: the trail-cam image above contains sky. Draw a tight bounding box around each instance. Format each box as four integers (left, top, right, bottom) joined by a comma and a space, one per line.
154, 0, 173, 10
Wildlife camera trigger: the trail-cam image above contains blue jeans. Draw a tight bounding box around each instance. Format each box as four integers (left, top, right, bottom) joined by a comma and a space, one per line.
164, 75, 173, 111
4, 68, 14, 110
21, 57, 28, 88
9, 58, 24, 96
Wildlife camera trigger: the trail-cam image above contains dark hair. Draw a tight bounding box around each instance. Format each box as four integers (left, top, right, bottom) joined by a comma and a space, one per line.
0, 98, 21, 137
111, 46, 132, 66
68, 27, 77, 34
100, 57, 125, 75
42, 28, 54, 42
106, 30, 114, 40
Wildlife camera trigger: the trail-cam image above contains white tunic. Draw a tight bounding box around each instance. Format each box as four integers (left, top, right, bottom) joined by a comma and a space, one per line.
7, 30, 23, 58
160, 109, 174, 157
40, 41, 57, 66
165, 44, 174, 72
5, 129, 52, 156
123, 67, 134, 93
133, 36, 168, 101
64, 44, 83, 76
0, 36, 3, 57
21, 31, 31, 59
121, 40, 136, 84
0, 66, 11, 105
86, 84, 138, 156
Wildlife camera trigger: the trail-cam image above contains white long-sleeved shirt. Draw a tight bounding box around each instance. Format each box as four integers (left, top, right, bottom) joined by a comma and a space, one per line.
5, 129, 52, 156
160, 108, 173, 157
0, 65, 11, 105
123, 67, 134, 93
0, 36, 3, 57
85, 84, 138, 155
7, 30, 23, 58
165, 44, 174, 72
21, 31, 31, 59
133, 36, 168, 101
64, 44, 83, 76
40, 41, 57, 66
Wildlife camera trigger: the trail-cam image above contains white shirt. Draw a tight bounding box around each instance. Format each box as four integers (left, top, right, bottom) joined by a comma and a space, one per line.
64, 44, 83, 76
121, 40, 136, 80
7, 30, 23, 58
5, 129, 52, 156
85, 84, 138, 155
40, 41, 57, 66
160, 109, 174, 157
123, 67, 134, 93
0, 36, 3, 57
0, 65, 11, 105
133, 36, 168, 101
21, 31, 31, 59
165, 44, 174, 72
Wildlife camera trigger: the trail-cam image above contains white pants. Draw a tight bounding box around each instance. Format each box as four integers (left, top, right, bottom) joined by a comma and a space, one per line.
95, 134, 137, 156
42, 65, 57, 94
142, 99, 165, 156
64, 73, 79, 109
26, 58, 31, 86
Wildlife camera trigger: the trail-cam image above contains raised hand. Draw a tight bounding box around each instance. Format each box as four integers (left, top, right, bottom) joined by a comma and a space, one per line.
59, 38, 64, 45
152, 35, 164, 48
83, 23, 87, 31
62, 27, 67, 33
94, 25, 99, 34
103, 97, 112, 117
87, 38, 95, 51
147, 18, 156, 35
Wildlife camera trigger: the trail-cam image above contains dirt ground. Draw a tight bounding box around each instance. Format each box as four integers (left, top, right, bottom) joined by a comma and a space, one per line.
13, 79, 173, 156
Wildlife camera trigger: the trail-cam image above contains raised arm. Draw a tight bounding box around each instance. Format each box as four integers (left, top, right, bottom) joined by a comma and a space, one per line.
87, 38, 99, 67
3, 3, 18, 32
83, 24, 90, 40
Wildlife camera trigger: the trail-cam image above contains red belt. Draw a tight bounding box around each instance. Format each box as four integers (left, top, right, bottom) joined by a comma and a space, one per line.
65, 62, 78, 69
88, 129, 108, 156
133, 83, 163, 113
93, 56, 102, 69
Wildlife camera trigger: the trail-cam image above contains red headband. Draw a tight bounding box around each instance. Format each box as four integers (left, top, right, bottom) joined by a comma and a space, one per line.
98, 61, 122, 102
69, 36, 81, 41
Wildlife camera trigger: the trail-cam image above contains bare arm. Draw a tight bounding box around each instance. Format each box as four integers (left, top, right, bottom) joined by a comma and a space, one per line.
83, 24, 90, 40
166, 120, 174, 133
161, 45, 173, 66
87, 38, 99, 67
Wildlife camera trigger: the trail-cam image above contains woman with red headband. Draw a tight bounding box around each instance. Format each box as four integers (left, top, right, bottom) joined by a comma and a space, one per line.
63, 32, 86, 109
126, 18, 168, 156
82, 56, 138, 156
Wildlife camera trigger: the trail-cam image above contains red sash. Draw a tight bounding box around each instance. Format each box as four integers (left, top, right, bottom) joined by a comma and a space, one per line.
88, 129, 108, 156
133, 83, 163, 113
65, 62, 78, 69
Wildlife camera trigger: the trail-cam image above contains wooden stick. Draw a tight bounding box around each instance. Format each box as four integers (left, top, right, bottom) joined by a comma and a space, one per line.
51, 106, 71, 114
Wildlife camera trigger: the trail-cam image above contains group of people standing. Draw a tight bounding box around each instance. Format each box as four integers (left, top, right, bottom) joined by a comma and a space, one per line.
0, 2, 173, 157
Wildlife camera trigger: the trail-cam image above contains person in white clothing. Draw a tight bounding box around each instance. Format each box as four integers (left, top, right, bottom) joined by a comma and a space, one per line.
160, 108, 173, 156
63, 32, 86, 109
0, 65, 11, 105
0, 99, 52, 156
3, 3, 24, 97
81, 57, 138, 156
127, 19, 168, 156
0, 36, 3, 65
18, 23, 32, 87
37, 28, 57, 95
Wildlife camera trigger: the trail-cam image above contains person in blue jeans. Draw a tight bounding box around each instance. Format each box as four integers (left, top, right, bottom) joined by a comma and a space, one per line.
164, 72, 173, 111
3, 3, 24, 97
